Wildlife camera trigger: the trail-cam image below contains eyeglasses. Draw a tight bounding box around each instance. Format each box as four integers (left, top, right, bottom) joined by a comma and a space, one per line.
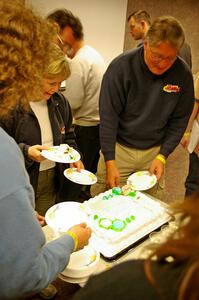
148, 46, 176, 63
57, 34, 64, 45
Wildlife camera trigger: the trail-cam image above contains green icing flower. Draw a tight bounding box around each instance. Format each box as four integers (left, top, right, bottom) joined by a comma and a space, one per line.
111, 219, 126, 232
99, 218, 112, 229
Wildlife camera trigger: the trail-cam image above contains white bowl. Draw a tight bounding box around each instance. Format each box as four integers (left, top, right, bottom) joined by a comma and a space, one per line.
45, 202, 88, 237
61, 244, 100, 278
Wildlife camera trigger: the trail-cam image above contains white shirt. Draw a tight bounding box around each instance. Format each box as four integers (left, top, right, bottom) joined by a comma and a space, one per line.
63, 45, 106, 126
30, 100, 55, 171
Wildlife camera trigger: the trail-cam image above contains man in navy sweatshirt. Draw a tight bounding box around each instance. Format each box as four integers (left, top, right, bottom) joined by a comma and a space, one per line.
91, 16, 194, 199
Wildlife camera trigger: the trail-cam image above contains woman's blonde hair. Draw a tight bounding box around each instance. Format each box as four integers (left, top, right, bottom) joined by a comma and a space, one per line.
0, 0, 54, 116
45, 44, 70, 79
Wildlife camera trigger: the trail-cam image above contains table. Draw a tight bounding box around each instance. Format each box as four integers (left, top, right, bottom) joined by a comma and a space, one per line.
43, 217, 177, 285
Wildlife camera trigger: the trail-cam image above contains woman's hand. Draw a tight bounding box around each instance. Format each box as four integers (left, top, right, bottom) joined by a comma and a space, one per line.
70, 160, 84, 172
28, 145, 49, 162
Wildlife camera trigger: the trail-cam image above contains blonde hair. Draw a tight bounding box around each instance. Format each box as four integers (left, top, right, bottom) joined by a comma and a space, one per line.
45, 44, 70, 79
0, 0, 54, 116
146, 16, 185, 49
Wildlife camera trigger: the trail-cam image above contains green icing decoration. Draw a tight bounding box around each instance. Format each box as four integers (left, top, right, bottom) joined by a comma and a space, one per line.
93, 214, 98, 220
130, 215, 136, 220
128, 191, 136, 197
112, 187, 122, 195
99, 218, 112, 229
125, 217, 131, 223
112, 219, 126, 231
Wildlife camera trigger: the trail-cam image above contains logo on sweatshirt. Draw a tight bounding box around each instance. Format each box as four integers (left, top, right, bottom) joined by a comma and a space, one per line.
163, 84, 181, 93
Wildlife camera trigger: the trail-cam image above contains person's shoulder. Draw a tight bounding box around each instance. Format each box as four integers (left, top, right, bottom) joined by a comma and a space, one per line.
76, 45, 106, 66
0, 128, 30, 197
105, 47, 140, 76
110, 47, 140, 66
0, 127, 20, 154
175, 56, 193, 76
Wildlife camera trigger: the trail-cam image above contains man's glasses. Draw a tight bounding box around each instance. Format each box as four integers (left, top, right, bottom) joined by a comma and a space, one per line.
57, 34, 64, 45
148, 46, 176, 63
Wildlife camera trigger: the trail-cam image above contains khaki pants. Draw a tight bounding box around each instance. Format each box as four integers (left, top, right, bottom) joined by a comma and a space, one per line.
35, 168, 56, 216
91, 143, 164, 200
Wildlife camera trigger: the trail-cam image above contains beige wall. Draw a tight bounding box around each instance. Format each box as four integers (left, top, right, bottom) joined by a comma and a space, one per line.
26, 0, 127, 64
124, 0, 199, 74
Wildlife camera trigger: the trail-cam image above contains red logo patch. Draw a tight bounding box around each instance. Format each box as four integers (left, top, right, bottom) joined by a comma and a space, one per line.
163, 84, 181, 93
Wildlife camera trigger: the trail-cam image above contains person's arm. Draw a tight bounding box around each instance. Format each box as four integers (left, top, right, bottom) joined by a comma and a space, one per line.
159, 72, 194, 159
99, 66, 125, 187
181, 100, 199, 148
2, 186, 90, 297
60, 94, 84, 169
63, 59, 85, 111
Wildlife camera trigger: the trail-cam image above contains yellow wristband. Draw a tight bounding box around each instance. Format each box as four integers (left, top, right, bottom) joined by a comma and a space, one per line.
67, 231, 78, 251
183, 131, 190, 137
156, 154, 166, 165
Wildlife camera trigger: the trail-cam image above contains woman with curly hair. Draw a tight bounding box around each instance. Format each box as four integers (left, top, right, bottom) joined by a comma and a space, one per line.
1, 43, 84, 216
0, 1, 91, 299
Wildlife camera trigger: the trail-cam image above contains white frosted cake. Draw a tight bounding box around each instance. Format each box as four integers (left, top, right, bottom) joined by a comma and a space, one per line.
83, 187, 166, 244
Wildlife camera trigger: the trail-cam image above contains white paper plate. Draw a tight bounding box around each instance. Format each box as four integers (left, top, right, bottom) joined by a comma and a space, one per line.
64, 168, 97, 185
127, 171, 157, 191
61, 244, 100, 278
59, 273, 88, 284
45, 202, 88, 234
41, 144, 80, 163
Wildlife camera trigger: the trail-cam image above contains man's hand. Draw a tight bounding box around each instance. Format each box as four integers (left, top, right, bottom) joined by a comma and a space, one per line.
149, 158, 164, 181
68, 223, 92, 251
106, 160, 120, 188
28, 145, 49, 162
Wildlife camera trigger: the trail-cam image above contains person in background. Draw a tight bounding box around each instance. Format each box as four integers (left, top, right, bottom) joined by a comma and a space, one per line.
181, 72, 199, 195
72, 189, 199, 300
128, 10, 151, 45
47, 9, 106, 200
91, 16, 194, 200
127, 10, 192, 68
0, 44, 84, 216
0, 2, 91, 299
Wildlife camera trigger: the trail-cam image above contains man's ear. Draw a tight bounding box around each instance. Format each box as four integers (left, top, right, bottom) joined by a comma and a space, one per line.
140, 20, 146, 29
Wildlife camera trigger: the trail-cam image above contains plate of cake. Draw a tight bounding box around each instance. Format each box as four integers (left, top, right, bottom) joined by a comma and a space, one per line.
127, 171, 157, 191
64, 168, 97, 185
45, 202, 88, 237
60, 244, 100, 279
41, 144, 80, 163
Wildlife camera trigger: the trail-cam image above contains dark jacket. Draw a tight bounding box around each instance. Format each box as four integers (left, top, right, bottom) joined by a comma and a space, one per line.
0, 92, 78, 200
100, 46, 194, 161
72, 259, 184, 300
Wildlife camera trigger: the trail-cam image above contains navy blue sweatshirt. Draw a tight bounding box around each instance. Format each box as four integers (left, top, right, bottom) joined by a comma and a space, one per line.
99, 46, 194, 161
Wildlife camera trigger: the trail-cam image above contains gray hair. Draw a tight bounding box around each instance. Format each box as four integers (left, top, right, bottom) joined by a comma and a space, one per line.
146, 16, 185, 49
